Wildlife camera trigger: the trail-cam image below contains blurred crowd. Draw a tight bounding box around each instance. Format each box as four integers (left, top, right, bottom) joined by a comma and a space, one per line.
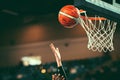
0, 54, 120, 80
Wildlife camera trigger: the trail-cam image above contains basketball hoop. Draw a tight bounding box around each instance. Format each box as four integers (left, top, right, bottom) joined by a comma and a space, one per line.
77, 9, 117, 52
58, 5, 117, 52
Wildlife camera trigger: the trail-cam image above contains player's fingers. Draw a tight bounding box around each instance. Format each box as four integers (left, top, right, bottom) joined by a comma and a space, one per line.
50, 43, 56, 52
50, 43, 59, 57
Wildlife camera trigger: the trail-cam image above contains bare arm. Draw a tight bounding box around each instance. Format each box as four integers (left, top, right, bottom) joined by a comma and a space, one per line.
49, 43, 62, 67
50, 43, 67, 80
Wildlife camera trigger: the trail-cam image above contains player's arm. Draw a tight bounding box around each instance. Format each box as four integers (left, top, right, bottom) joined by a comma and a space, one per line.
50, 43, 62, 67
50, 43, 67, 80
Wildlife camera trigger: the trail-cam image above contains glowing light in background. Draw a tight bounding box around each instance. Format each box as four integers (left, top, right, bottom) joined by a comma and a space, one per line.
41, 69, 46, 73
21, 56, 42, 66
16, 74, 23, 79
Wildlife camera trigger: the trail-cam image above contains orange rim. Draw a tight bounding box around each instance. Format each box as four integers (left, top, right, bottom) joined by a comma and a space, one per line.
79, 9, 106, 20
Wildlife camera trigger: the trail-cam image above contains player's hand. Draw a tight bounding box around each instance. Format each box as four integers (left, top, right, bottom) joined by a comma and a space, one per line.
52, 74, 65, 80
50, 43, 62, 67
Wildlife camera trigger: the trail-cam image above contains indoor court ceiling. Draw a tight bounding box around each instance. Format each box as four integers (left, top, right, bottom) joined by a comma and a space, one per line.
0, 0, 73, 28
0, 0, 73, 15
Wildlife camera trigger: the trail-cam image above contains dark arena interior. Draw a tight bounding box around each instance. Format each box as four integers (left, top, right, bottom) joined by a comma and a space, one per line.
0, 0, 120, 80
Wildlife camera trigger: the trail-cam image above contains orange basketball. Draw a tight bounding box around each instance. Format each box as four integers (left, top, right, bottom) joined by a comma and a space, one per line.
58, 5, 79, 28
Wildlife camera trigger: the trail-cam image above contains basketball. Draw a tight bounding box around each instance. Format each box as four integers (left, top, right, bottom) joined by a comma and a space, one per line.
58, 5, 79, 28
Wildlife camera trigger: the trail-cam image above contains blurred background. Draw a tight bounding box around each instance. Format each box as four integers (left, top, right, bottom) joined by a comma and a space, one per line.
0, 0, 120, 80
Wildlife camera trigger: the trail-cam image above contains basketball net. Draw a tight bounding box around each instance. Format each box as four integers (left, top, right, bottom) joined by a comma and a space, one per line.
77, 9, 117, 52
59, 8, 117, 52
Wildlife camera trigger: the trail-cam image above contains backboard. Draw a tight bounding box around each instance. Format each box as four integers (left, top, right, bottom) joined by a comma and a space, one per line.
74, 0, 120, 23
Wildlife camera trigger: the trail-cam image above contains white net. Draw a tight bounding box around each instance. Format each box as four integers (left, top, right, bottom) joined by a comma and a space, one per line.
77, 10, 117, 52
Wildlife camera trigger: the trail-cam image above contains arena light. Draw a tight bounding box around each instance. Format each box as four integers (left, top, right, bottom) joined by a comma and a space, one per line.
70, 68, 77, 74
41, 69, 46, 74
16, 74, 23, 79
21, 56, 42, 66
